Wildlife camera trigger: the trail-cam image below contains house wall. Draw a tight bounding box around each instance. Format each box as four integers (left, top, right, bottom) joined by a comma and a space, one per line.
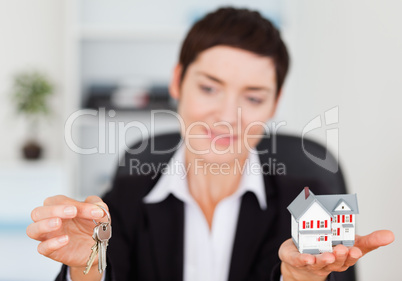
334, 214, 354, 224
299, 202, 330, 231
299, 234, 318, 249
334, 202, 352, 212
298, 202, 332, 253
299, 233, 332, 254
291, 215, 298, 244
332, 214, 355, 242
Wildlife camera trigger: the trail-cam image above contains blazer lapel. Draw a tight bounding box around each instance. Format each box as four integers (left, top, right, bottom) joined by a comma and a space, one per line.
144, 194, 185, 281
228, 175, 278, 281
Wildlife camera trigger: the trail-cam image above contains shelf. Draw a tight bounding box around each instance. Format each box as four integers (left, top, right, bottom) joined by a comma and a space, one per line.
71, 107, 178, 128
0, 159, 64, 170
78, 25, 188, 41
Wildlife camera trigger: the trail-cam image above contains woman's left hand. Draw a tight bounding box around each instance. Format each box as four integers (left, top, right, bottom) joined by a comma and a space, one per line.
279, 230, 394, 281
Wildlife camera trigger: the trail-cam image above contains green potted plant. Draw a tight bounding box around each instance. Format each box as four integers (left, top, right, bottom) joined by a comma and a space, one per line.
11, 70, 54, 160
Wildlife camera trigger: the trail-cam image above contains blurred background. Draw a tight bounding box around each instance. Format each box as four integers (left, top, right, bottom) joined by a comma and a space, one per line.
0, 0, 400, 280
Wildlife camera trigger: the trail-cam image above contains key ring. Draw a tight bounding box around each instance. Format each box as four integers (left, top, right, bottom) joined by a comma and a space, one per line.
92, 205, 111, 225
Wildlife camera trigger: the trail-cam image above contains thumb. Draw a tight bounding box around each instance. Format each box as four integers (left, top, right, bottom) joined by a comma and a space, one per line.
85, 195, 104, 205
84, 196, 109, 219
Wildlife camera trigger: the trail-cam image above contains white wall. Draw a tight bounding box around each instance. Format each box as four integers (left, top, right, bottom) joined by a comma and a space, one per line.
0, 0, 65, 160
277, 1, 401, 280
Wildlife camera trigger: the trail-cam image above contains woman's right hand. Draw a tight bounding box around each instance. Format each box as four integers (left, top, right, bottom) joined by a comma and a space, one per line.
26, 195, 109, 272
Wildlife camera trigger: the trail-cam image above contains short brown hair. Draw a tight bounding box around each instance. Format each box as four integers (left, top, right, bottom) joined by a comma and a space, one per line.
179, 7, 290, 96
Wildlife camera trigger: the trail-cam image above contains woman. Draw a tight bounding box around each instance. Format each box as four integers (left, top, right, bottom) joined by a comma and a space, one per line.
26, 7, 393, 281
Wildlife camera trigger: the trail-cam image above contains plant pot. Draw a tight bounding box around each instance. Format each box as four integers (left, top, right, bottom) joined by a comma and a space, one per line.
22, 140, 42, 160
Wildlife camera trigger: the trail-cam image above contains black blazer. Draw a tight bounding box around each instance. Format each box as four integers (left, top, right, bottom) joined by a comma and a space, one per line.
56, 133, 356, 281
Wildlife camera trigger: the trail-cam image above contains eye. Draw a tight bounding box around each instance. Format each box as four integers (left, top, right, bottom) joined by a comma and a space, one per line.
199, 85, 216, 94
247, 96, 263, 104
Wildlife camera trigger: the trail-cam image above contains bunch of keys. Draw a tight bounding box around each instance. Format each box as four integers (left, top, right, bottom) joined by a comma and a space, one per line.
84, 205, 112, 275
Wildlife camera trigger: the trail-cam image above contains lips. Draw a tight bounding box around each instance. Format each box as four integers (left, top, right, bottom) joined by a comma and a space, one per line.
205, 128, 238, 144
211, 131, 237, 139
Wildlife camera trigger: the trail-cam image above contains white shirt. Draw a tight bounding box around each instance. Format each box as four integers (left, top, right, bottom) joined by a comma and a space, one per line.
143, 144, 267, 281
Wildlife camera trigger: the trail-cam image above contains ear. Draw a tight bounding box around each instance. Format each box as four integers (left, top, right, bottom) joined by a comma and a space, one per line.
169, 64, 182, 100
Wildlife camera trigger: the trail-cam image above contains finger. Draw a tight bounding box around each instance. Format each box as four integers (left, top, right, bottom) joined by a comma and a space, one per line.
43, 195, 106, 220
355, 230, 395, 255
84, 196, 109, 221
288, 252, 316, 268
43, 195, 75, 206
85, 195, 105, 206
75, 201, 105, 220
343, 246, 363, 267
308, 252, 335, 271
26, 218, 62, 240
84, 196, 108, 212
37, 235, 69, 256
279, 239, 315, 267
31, 205, 77, 222
323, 244, 349, 272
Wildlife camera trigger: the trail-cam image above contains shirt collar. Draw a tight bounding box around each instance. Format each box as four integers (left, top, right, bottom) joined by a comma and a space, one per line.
143, 145, 267, 210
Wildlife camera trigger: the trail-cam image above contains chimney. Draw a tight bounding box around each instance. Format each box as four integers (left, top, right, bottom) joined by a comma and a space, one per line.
304, 187, 310, 199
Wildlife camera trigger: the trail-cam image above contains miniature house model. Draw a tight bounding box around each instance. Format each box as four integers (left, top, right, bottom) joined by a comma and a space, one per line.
287, 187, 359, 254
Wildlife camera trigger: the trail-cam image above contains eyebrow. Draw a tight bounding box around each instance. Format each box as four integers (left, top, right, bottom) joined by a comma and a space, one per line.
196, 71, 274, 94
196, 71, 224, 85
245, 86, 274, 93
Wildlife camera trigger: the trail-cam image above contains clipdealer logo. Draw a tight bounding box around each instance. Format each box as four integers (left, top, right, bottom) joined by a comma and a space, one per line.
302, 106, 339, 173
64, 108, 287, 166
64, 107, 340, 174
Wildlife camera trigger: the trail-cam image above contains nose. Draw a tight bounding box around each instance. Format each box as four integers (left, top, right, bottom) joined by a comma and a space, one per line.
217, 94, 239, 126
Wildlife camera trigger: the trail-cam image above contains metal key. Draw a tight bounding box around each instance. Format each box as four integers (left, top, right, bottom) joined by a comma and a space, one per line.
84, 205, 112, 275
83, 231, 99, 274
95, 222, 112, 273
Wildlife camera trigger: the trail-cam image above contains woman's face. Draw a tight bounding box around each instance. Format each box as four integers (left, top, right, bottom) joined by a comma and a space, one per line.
170, 45, 280, 164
